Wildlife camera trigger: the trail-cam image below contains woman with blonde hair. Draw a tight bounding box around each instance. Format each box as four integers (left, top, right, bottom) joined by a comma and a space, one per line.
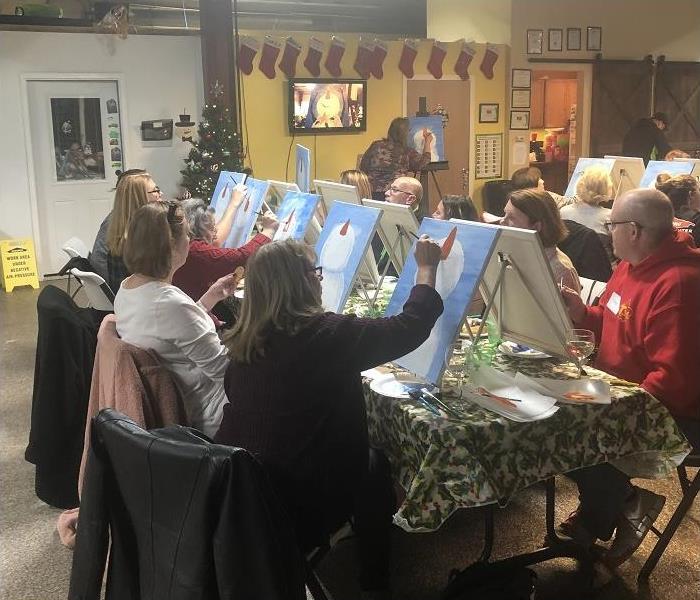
560, 165, 613, 235
115, 200, 239, 436
339, 169, 372, 200
216, 237, 444, 597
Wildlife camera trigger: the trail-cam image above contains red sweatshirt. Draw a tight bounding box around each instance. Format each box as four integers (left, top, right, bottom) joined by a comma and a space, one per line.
172, 234, 270, 301
578, 230, 700, 419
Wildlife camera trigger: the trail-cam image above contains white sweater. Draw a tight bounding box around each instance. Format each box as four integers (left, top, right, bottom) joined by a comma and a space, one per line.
560, 202, 611, 236
114, 280, 229, 437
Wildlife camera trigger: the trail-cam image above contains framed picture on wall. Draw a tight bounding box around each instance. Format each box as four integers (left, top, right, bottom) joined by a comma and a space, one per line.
548, 29, 563, 52
511, 68, 532, 89
510, 110, 530, 130
526, 29, 543, 55
587, 26, 602, 51
567, 28, 582, 51
479, 103, 499, 123
511, 89, 531, 109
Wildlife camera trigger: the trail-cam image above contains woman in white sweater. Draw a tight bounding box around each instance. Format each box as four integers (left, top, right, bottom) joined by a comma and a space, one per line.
114, 200, 239, 436
560, 165, 613, 235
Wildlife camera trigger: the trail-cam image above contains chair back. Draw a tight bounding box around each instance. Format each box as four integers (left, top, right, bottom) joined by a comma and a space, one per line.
579, 277, 607, 306
62, 237, 90, 259
70, 268, 115, 311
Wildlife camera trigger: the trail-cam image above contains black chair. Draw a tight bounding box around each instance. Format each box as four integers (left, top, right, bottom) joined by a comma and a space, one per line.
482, 179, 513, 217
559, 220, 613, 282
638, 453, 700, 581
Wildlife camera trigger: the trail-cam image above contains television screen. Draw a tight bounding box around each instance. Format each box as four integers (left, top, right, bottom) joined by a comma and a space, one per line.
289, 78, 366, 134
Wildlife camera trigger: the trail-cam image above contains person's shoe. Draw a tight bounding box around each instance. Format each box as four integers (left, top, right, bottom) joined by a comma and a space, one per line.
554, 508, 597, 547
603, 486, 666, 568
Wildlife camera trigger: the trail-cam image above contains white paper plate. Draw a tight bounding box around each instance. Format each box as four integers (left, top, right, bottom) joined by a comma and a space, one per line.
529, 377, 611, 405
499, 341, 551, 359
369, 373, 428, 399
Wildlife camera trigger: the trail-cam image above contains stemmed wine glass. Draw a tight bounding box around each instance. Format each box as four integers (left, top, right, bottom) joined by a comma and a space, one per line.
565, 329, 595, 378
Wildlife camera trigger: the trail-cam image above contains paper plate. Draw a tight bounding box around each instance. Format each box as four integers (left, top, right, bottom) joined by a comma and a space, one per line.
499, 341, 551, 359
369, 373, 428, 399
530, 377, 611, 405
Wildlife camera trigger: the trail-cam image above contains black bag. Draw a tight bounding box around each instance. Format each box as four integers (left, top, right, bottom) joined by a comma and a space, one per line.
442, 561, 537, 600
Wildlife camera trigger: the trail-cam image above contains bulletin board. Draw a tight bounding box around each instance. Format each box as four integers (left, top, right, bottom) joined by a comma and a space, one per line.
475, 134, 503, 179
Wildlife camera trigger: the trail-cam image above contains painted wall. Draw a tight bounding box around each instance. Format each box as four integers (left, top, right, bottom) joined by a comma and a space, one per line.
427, 0, 511, 45
0, 32, 203, 241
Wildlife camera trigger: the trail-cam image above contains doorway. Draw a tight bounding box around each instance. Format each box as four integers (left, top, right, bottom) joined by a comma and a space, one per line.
25, 78, 123, 275
405, 78, 470, 214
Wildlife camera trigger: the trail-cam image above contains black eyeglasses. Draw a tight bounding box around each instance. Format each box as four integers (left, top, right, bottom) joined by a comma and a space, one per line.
389, 185, 413, 195
148, 187, 161, 195
603, 220, 642, 233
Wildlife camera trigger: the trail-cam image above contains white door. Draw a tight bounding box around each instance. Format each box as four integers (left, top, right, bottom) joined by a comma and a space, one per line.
27, 79, 123, 275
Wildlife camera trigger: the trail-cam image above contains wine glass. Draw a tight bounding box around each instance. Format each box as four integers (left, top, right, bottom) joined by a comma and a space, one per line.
443, 340, 467, 397
565, 329, 595, 378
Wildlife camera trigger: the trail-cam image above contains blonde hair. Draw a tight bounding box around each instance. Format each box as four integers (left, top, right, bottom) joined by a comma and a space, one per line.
106, 172, 153, 255
224, 240, 324, 363
123, 200, 186, 279
340, 169, 372, 200
575, 166, 613, 206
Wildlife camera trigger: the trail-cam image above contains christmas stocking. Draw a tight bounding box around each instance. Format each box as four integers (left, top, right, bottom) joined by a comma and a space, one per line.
454, 40, 476, 80
398, 39, 418, 78
354, 38, 374, 79
427, 40, 447, 79
304, 37, 324, 77
370, 39, 388, 79
238, 36, 260, 75
258, 36, 281, 79
324, 36, 346, 77
279, 37, 302, 79
480, 43, 499, 80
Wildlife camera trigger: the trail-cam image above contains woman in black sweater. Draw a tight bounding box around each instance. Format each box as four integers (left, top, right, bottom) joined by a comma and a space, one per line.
216, 238, 443, 597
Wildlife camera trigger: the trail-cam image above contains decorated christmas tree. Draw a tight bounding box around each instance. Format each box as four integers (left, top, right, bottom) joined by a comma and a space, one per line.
180, 88, 243, 202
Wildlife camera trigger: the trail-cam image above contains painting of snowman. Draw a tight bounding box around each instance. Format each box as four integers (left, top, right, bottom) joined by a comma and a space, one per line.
209, 171, 247, 222
225, 178, 270, 248
408, 115, 445, 162
273, 191, 321, 242
295, 144, 311, 192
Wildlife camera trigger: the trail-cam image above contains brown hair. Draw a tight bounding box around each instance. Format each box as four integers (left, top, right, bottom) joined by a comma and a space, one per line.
106, 172, 153, 255
386, 117, 409, 146
508, 189, 567, 247
123, 200, 187, 279
511, 166, 543, 191
224, 240, 324, 363
655, 173, 699, 213
442, 195, 480, 222
340, 169, 372, 200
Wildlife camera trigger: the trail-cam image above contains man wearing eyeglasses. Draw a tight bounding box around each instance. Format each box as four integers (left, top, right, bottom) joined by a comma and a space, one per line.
384, 176, 423, 209
559, 188, 700, 567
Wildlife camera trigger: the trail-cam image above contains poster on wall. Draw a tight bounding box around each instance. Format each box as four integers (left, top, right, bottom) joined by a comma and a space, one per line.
408, 115, 445, 162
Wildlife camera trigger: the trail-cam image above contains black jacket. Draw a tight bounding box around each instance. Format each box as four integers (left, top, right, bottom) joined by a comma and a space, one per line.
621, 118, 671, 165
25, 285, 101, 508
559, 220, 613, 283
69, 409, 306, 600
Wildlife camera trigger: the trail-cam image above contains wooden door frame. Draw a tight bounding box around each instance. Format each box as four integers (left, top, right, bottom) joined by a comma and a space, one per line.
402, 75, 474, 200
20, 72, 128, 274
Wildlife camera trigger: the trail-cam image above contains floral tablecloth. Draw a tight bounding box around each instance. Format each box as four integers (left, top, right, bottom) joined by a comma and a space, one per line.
363, 354, 691, 533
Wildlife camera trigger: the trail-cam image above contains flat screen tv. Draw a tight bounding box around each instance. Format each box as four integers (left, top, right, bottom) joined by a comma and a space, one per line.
289, 78, 367, 134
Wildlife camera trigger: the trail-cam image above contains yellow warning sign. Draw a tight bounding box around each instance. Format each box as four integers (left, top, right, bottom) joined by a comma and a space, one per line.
1, 239, 40, 292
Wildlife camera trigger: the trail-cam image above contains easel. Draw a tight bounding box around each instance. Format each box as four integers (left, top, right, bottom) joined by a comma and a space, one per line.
613, 167, 636, 200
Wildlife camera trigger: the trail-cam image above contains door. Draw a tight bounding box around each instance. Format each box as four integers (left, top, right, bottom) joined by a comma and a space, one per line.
406, 79, 470, 214
27, 79, 123, 275
654, 61, 700, 154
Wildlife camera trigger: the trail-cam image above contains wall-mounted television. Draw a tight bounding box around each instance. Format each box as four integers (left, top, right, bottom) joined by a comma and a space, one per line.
289, 78, 367, 134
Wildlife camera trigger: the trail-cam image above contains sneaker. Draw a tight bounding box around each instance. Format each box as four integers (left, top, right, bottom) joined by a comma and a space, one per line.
603, 486, 666, 568
555, 508, 597, 547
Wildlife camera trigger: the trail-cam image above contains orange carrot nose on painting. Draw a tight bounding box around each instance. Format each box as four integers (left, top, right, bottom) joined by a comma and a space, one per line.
440, 227, 457, 260
340, 219, 350, 235
283, 209, 295, 231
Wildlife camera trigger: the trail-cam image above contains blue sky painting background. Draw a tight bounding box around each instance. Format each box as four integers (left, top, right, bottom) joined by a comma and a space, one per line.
224, 177, 269, 248
640, 160, 694, 189
273, 191, 320, 241
296, 144, 311, 193
209, 171, 247, 222
564, 158, 615, 198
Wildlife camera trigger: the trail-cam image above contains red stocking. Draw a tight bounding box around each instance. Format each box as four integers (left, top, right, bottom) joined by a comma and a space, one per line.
324, 36, 346, 77
370, 39, 388, 79
354, 39, 374, 79
398, 39, 418, 79
304, 37, 324, 77
427, 40, 447, 79
279, 37, 302, 79
480, 44, 499, 80
238, 36, 259, 76
454, 41, 476, 80
258, 36, 281, 79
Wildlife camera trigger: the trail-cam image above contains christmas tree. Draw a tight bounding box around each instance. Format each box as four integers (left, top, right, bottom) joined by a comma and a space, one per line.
180, 93, 243, 202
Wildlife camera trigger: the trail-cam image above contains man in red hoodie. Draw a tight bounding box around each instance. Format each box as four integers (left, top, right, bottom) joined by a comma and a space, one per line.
560, 188, 700, 566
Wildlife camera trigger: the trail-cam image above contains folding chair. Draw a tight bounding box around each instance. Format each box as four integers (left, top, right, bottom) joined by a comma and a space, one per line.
69, 268, 115, 311
62, 238, 90, 295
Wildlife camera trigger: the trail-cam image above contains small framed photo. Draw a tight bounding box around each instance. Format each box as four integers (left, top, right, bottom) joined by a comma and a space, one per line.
587, 26, 602, 51
511, 68, 531, 89
479, 103, 499, 123
510, 110, 530, 130
548, 29, 563, 52
567, 28, 581, 51
511, 89, 531, 109
527, 29, 543, 55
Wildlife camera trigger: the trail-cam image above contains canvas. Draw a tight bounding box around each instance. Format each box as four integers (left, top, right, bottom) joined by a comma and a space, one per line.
408, 116, 445, 162
296, 144, 311, 192
223, 177, 270, 249
672, 157, 700, 179
273, 191, 321, 241
362, 199, 420, 274
603, 156, 646, 198
384, 218, 500, 384
315, 201, 382, 313
640, 160, 694, 189
209, 171, 247, 222
564, 158, 615, 198
267, 180, 299, 210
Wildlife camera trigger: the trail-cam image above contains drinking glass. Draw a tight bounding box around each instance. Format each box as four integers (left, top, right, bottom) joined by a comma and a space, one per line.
443, 340, 467, 397
565, 329, 595, 378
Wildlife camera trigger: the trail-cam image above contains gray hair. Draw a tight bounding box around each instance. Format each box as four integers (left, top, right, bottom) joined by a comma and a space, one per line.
181, 198, 215, 241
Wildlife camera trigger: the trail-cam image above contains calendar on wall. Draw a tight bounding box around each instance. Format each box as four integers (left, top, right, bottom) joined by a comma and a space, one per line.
475, 133, 503, 179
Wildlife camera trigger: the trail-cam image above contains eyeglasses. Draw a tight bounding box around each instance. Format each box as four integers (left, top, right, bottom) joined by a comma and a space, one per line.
148, 187, 162, 195
308, 265, 323, 279
389, 185, 414, 196
603, 220, 642, 233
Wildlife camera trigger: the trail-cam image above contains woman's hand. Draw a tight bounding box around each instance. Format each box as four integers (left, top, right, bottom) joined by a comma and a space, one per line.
260, 211, 280, 239
421, 128, 434, 154
230, 183, 248, 208
199, 267, 245, 311
414, 235, 441, 287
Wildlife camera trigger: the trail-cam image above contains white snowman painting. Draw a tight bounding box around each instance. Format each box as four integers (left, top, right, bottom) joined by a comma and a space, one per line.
274, 208, 298, 241
227, 189, 251, 247
319, 219, 355, 311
